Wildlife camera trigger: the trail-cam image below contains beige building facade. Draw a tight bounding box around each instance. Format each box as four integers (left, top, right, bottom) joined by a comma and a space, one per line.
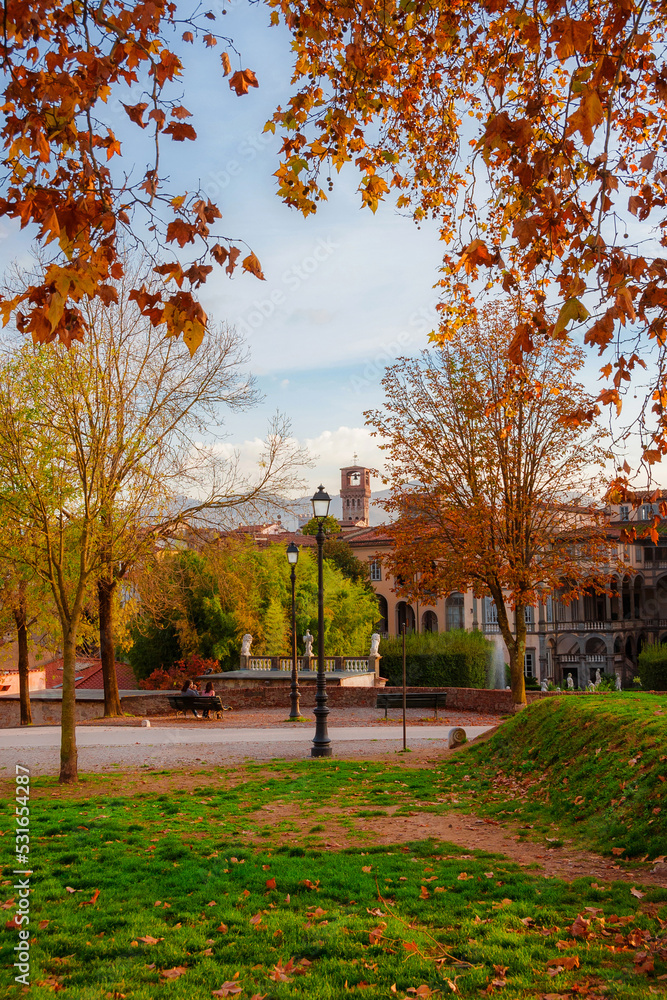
344, 466, 667, 688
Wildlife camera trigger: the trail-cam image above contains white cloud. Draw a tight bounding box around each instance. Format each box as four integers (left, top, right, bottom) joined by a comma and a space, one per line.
207, 425, 385, 497
302, 426, 385, 492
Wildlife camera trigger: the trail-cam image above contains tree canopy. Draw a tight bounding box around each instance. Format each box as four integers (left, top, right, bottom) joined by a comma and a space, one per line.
0, 2, 263, 353
270, 0, 667, 471
129, 538, 379, 679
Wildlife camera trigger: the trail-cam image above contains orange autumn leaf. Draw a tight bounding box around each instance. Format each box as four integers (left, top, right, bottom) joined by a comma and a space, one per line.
229, 69, 259, 97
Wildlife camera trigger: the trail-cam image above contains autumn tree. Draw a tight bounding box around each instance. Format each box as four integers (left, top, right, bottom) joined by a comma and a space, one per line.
0, 311, 307, 779
64, 268, 308, 719
271, 1, 667, 471
0, 1, 265, 353
0, 346, 111, 779
128, 538, 379, 677
366, 304, 619, 708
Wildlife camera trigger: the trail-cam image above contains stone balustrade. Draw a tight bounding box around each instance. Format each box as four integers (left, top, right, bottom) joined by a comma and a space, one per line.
246, 656, 371, 673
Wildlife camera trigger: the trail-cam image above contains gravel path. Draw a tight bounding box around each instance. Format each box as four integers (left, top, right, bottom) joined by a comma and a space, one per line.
0, 709, 497, 776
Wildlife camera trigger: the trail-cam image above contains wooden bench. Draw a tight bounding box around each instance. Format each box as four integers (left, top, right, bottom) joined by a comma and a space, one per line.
376, 692, 447, 720
167, 695, 228, 719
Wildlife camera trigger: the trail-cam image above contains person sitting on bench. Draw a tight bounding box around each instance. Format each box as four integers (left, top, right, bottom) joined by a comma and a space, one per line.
201, 680, 216, 719
180, 679, 199, 717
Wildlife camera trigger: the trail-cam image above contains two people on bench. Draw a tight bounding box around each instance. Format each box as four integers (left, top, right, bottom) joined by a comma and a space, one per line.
180, 679, 216, 718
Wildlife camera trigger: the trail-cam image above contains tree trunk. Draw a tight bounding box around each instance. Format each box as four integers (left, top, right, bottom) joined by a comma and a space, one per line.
98, 575, 121, 717
495, 593, 527, 709
12, 583, 32, 727
59, 628, 78, 783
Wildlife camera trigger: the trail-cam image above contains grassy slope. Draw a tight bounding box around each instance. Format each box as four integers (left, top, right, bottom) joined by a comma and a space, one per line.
459, 693, 667, 859
1, 760, 666, 998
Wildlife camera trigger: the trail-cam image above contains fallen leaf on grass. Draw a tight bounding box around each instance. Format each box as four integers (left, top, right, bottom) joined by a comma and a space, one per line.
35, 977, 65, 991
407, 987, 434, 996
548, 956, 579, 972
369, 924, 386, 945
212, 983, 243, 997
65, 887, 77, 894
136, 935, 163, 945
362, 866, 372, 873
250, 912, 263, 927
612, 847, 626, 856
301, 879, 320, 890
568, 914, 591, 939
265, 878, 276, 889
590, 883, 609, 891
634, 952, 655, 974
207, 900, 217, 907
269, 957, 311, 983
39, 919, 49, 930
419, 885, 430, 899
217, 923, 228, 933
456, 872, 472, 881
547, 966, 565, 978
160, 966, 188, 980
1, 897, 15, 910
630, 887, 645, 899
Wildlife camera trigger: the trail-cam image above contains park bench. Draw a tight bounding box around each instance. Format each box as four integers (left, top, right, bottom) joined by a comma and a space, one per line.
167, 695, 229, 719
376, 692, 447, 720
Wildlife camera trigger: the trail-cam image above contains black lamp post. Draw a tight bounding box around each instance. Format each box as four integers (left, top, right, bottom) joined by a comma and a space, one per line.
310, 485, 332, 757
286, 541, 300, 719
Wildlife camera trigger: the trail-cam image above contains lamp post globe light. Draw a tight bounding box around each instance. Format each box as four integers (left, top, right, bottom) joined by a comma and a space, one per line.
286, 541, 300, 720
310, 485, 332, 757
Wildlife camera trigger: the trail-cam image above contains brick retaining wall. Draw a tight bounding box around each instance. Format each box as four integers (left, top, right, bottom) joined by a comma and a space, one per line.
1, 686, 664, 727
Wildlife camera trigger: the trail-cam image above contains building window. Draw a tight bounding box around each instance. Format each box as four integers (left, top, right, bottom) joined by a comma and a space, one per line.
525, 606, 535, 630
524, 650, 535, 677
370, 559, 382, 582
446, 592, 465, 630
483, 597, 498, 631
620, 506, 629, 521
641, 504, 654, 520
546, 596, 553, 623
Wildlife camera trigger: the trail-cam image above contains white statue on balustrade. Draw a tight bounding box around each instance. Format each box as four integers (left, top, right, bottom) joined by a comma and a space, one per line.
540, 678, 548, 692
303, 630, 314, 657
240, 634, 253, 657
370, 633, 381, 656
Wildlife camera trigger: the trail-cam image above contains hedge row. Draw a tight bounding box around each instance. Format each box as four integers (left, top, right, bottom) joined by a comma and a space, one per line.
379, 629, 491, 688
638, 642, 667, 690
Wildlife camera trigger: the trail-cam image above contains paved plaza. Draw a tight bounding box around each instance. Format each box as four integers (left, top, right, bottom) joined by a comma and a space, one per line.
0, 720, 494, 774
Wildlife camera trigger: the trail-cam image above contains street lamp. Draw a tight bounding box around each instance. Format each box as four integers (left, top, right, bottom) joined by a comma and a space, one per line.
286, 542, 300, 720
310, 485, 332, 757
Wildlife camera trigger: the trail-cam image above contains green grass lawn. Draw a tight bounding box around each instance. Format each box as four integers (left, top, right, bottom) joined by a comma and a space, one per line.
445, 693, 667, 860
2, 751, 666, 999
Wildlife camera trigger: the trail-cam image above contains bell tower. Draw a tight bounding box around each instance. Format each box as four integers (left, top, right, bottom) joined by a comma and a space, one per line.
339, 455, 371, 529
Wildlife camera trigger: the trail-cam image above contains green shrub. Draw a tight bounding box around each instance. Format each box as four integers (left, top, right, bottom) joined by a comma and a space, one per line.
637, 642, 667, 690
379, 629, 491, 687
